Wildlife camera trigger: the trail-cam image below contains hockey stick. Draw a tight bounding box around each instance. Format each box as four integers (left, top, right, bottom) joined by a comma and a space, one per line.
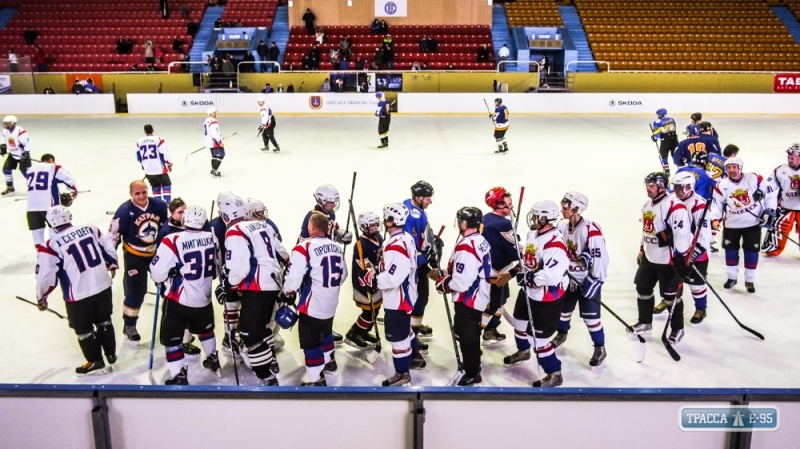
341, 171, 357, 260
298, 81, 305, 92
727, 198, 800, 247
660, 298, 681, 362
482, 98, 495, 121
648, 124, 667, 172
349, 200, 382, 364
147, 283, 162, 385
14, 296, 66, 319
14, 189, 91, 202
212, 231, 240, 386
514, 186, 525, 229
184, 132, 238, 163
691, 265, 764, 340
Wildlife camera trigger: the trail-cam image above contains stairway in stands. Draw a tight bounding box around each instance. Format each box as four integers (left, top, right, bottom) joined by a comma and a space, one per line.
189, 6, 224, 73
557, 5, 597, 72
491, 4, 514, 71
771, 6, 800, 44
271, 4, 289, 68
0, 8, 17, 32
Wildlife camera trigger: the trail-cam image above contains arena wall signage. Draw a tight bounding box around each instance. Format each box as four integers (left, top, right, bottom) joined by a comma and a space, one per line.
375, 0, 407, 17
0, 94, 115, 114
128, 93, 382, 114
773, 74, 800, 93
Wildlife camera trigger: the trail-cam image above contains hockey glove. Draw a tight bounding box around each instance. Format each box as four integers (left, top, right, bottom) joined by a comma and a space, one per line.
581, 275, 603, 300
762, 228, 779, 253
435, 275, 453, 294
168, 267, 180, 279
279, 290, 297, 306
651, 135, 658, 142
358, 268, 376, 288
60, 192, 74, 207
753, 189, 765, 202
671, 253, 696, 284
0, 143, 6, 155
337, 229, 353, 245
20, 151, 30, 162
760, 208, 777, 229
37, 296, 48, 312
577, 250, 592, 270
516, 271, 537, 288
214, 283, 228, 304
656, 229, 673, 248
637, 249, 644, 266
258, 125, 265, 134
690, 244, 706, 263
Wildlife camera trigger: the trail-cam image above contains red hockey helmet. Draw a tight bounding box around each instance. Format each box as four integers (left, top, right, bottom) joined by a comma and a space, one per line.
485, 187, 510, 209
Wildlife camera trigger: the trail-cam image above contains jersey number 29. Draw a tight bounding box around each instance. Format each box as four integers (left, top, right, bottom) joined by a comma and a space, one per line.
25, 171, 48, 192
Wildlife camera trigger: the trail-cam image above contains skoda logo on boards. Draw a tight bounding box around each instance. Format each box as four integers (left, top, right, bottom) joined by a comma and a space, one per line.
609, 100, 642, 107
181, 101, 187, 107
384, 1, 397, 15
609, 100, 615, 106
181, 100, 214, 107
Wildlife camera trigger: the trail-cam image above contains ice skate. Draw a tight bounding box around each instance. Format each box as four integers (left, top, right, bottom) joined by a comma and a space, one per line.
503, 350, 531, 366
589, 345, 607, 367
629, 322, 653, 335
690, 309, 707, 324
272, 146, 280, 153
551, 331, 568, 348
745, 282, 755, 293
668, 328, 685, 345
417, 341, 429, 355
165, 366, 188, 385
182, 342, 201, 358
653, 299, 668, 314
202, 353, 221, 377
410, 353, 427, 370
210, 169, 221, 177
723, 279, 737, 289
323, 358, 338, 374
258, 373, 279, 386
532, 371, 563, 387
123, 325, 140, 345
382, 372, 411, 387
1, 186, 15, 196
482, 328, 506, 346
301, 376, 327, 387
260, 146, 269, 152
345, 329, 369, 349
332, 331, 343, 343
76, 360, 107, 377
418, 324, 433, 338
456, 373, 482, 387
106, 354, 118, 366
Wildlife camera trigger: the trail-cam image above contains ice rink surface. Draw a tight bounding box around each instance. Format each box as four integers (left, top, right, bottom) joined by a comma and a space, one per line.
1, 112, 799, 388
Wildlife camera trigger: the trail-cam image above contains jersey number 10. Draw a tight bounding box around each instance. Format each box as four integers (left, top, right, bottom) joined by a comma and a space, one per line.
66, 238, 102, 273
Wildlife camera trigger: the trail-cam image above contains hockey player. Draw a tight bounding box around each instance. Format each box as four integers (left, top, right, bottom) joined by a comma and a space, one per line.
553, 192, 609, 367
207, 192, 243, 355
36, 205, 119, 375
655, 173, 712, 324
631, 172, 691, 345
155, 198, 186, 246
283, 213, 349, 386
204, 107, 225, 177
109, 180, 168, 343
698, 121, 721, 155
491, 98, 509, 154
376, 91, 391, 148
150, 205, 221, 385
435, 206, 491, 387
711, 157, 767, 292
673, 125, 705, 168
677, 152, 715, 201
346, 211, 384, 349
2, 115, 32, 195
359, 203, 422, 385
404, 180, 441, 360
137, 124, 173, 203
257, 97, 280, 153
221, 192, 287, 386
651, 108, 678, 175
480, 187, 520, 346
299, 184, 352, 245
25, 153, 77, 249
504, 200, 568, 387
691, 112, 718, 138
696, 150, 727, 181
763, 144, 800, 257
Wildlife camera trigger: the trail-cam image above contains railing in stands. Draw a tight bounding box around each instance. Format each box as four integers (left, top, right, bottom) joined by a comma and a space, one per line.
565, 59, 610, 72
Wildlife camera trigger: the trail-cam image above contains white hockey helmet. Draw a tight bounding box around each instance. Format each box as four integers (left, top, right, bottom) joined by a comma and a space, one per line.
670, 171, 696, 189
383, 202, 409, 227
46, 205, 72, 228
183, 205, 208, 230
256, 96, 265, 104
562, 191, 589, 214
217, 192, 245, 224
786, 143, 800, 156
3, 115, 17, 125
724, 156, 744, 170
527, 200, 559, 229
207, 107, 217, 116
358, 211, 381, 234
314, 184, 340, 212
245, 198, 268, 221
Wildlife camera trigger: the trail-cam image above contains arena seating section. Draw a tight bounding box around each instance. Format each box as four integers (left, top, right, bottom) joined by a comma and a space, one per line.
220, 0, 279, 29
0, 0, 205, 72
504, 0, 563, 27
579, 0, 800, 71
283, 25, 494, 70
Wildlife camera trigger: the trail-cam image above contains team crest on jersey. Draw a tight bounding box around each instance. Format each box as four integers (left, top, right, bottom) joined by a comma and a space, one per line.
566, 239, 578, 260
642, 211, 656, 234
309, 96, 323, 110
791, 175, 800, 190
136, 221, 159, 244
409, 208, 421, 218
731, 189, 751, 207
7, 137, 15, 146
524, 243, 538, 269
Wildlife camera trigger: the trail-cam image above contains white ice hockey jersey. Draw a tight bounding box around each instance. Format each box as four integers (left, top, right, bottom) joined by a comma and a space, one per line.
36, 224, 118, 303
151, 230, 216, 308
556, 217, 609, 284
446, 231, 491, 311
712, 173, 764, 229
136, 135, 172, 175
764, 164, 800, 212
284, 236, 349, 320
203, 118, 222, 148
259, 106, 273, 127
225, 220, 288, 291
522, 227, 569, 302
680, 193, 712, 261
640, 194, 691, 264
2, 126, 30, 158
376, 230, 418, 312
25, 162, 77, 212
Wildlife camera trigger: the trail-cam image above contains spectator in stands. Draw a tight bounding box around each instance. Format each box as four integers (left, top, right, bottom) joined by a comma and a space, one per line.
237, 19, 244, 27
23, 28, 39, 45
412, 61, 421, 71
146, 63, 157, 72
160, 0, 169, 19
339, 46, 351, 70
223, 56, 235, 75
116, 37, 133, 54
371, 19, 381, 35
178, 54, 190, 73
287, 83, 295, 93
71, 79, 84, 94
276, 84, 285, 93
498, 44, 509, 72
421, 61, 429, 70
382, 36, 394, 70
355, 57, 365, 71
340, 36, 352, 51
539, 55, 550, 87
427, 35, 438, 52
310, 55, 319, 70
303, 8, 316, 35
33, 45, 47, 72
478, 44, 489, 62
188, 20, 199, 37
84, 78, 102, 93
173, 37, 186, 54
374, 46, 384, 69
309, 44, 321, 61
226, 20, 233, 27
214, 18, 222, 28
262, 83, 273, 93
320, 78, 331, 92
380, 20, 389, 35
155, 48, 164, 64
181, 4, 189, 19
268, 42, 280, 72
315, 27, 326, 44
217, 0, 227, 6
7, 49, 17, 73
256, 41, 268, 72
446, 63, 455, 71
42, 85, 55, 94
241, 50, 255, 72
301, 54, 311, 70
333, 78, 345, 93
420, 36, 429, 53
329, 48, 340, 66
209, 55, 222, 86
144, 39, 155, 64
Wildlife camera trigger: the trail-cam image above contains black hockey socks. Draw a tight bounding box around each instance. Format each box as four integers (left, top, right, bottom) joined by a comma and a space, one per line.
95, 321, 116, 359
78, 332, 103, 363
503, 142, 509, 152
637, 295, 655, 325
461, 339, 483, 378
245, 338, 275, 380
669, 298, 685, 330
211, 159, 221, 170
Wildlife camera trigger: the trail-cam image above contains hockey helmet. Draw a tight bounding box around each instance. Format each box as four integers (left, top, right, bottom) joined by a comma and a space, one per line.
217, 192, 245, 224
256, 96, 265, 104
275, 304, 298, 329
456, 206, 483, 229
206, 107, 217, 116
656, 108, 667, 117
686, 124, 700, 136
485, 186, 511, 209
725, 157, 744, 170
692, 150, 709, 167
670, 171, 696, 189
495, 98, 503, 104
562, 191, 589, 214
527, 200, 558, 229
691, 112, 703, 122
644, 172, 669, 187
786, 143, 800, 156
314, 184, 340, 212
60, 192, 74, 207
375, 91, 384, 99
358, 211, 382, 234
3, 115, 18, 125
411, 180, 434, 198
245, 198, 268, 221
46, 205, 72, 228
383, 203, 409, 227
183, 205, 208, 230
699, 121, 712, 132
